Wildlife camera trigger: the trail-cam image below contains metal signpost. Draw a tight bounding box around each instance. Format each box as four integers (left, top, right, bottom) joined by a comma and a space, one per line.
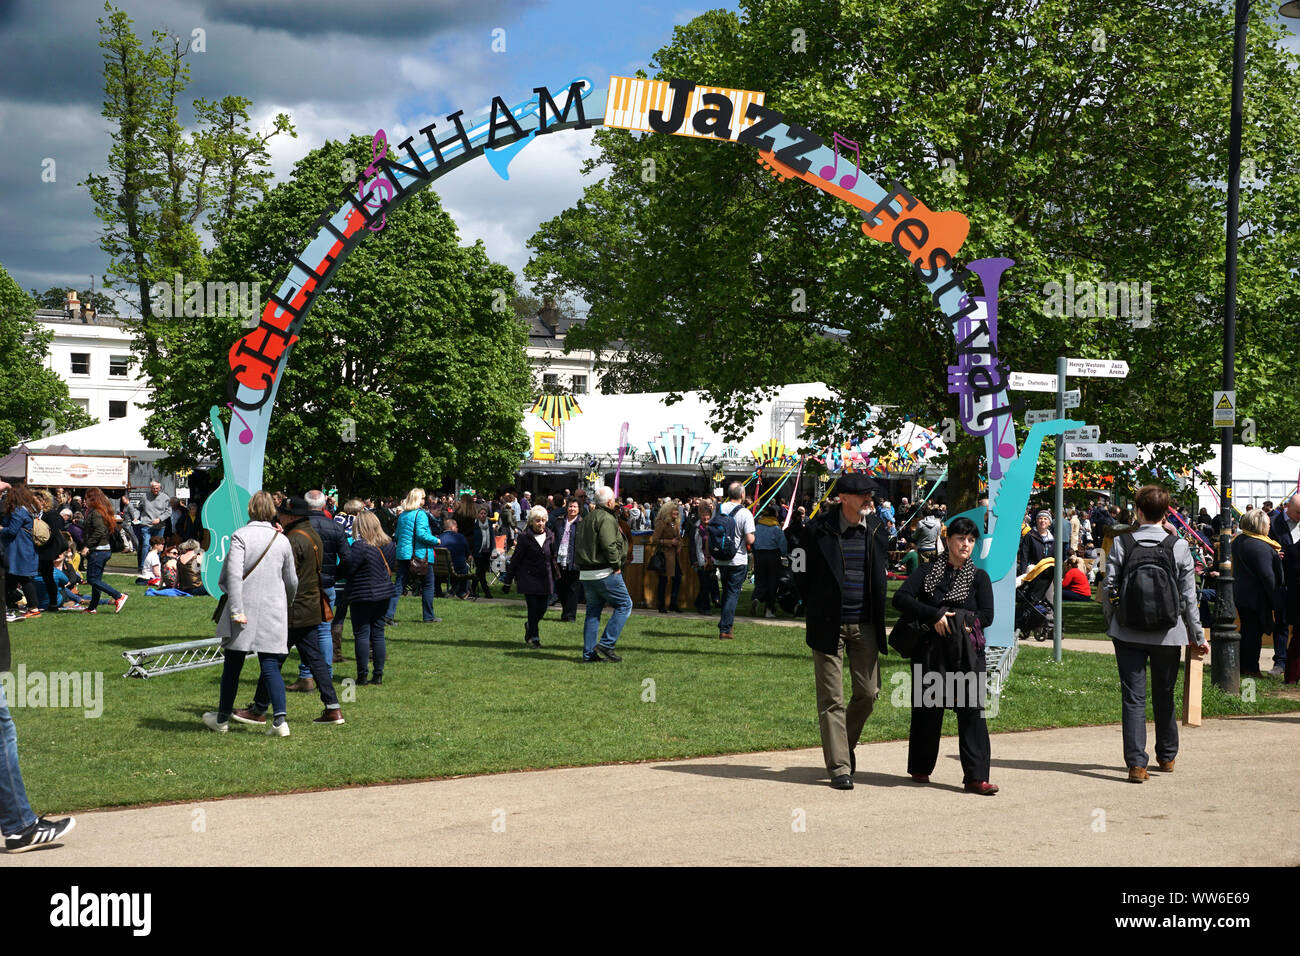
1012, 357, 1130, 661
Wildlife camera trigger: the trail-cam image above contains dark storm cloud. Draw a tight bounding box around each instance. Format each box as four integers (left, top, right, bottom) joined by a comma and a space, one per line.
202, 0, 540, 39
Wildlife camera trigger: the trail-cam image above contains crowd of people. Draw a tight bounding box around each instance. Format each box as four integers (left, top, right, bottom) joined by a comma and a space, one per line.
1, 469, 1295, 839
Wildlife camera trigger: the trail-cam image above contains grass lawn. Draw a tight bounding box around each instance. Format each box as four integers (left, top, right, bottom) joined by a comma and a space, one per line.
9, 574, 1298, 813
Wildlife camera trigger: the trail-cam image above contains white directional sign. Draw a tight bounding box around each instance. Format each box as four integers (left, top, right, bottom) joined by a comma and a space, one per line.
1010, 371, 1058, 392
1212, 390, 1236, 428
1063, 389, 1080, 409
1025, 409, 1057, 425
1065, 442, 1139, 462
1063, 426, 1100, 442
1066, 358, 1129, 378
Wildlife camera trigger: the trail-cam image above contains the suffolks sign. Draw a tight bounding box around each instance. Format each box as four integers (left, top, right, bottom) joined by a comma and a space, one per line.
27, 455, 129, 488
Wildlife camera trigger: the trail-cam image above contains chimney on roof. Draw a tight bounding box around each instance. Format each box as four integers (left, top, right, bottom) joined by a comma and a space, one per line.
538, 298, 561, 336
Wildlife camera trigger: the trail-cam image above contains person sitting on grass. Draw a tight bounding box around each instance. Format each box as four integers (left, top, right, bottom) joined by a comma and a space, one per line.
176, 540, 206, 595
136, 538, 165, 585
1062, 556, 1093, 601
52, 554, 88, 609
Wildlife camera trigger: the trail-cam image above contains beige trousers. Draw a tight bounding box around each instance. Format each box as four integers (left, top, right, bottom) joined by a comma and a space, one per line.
813, 622, 881, 776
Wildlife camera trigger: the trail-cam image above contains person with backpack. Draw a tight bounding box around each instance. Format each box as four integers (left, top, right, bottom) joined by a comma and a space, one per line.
1103, 485, 1208, 783
709, 483, 756, 640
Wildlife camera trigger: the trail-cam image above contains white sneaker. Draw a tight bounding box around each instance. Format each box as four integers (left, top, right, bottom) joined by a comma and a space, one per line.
266, 719, 290, 737
764, 610, 776, 619
1268, 665, 1285, 677
202, 712, 228, 733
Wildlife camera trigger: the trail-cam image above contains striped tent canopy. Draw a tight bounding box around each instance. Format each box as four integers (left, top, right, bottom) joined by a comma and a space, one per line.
531, 393, 583, 428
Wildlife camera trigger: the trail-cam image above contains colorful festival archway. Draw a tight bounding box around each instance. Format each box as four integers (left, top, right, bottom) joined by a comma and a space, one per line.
202, 74, 1082, 647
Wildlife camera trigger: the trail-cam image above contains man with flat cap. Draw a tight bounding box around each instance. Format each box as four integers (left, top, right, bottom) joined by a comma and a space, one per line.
799, 472, 890, 790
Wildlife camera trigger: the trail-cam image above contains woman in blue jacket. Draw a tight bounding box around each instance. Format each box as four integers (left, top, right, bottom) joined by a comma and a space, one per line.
1, 485, 41, 617
386, 487, 441, 624
342, 511, 398, 685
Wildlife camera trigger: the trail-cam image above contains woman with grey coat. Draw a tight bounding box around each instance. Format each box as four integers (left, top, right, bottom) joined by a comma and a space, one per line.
204, 491, 297, 736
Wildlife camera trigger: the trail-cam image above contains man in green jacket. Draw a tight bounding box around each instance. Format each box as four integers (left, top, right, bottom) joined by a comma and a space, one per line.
575, 486, 632, 662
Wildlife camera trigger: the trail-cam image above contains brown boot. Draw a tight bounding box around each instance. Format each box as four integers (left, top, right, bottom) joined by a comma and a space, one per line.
1155, 758, 1175, 773
285, 677, 316, 693
719, 631, 733, 640
1127, 766, 1148, 783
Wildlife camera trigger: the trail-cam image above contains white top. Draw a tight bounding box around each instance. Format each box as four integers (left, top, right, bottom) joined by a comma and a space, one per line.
532, 532, 546, 548
142, 550, 161, 579
720, 503, 755, 567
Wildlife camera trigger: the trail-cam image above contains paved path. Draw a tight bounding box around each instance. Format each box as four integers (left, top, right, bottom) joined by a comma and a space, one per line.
9, 714, 1296, 866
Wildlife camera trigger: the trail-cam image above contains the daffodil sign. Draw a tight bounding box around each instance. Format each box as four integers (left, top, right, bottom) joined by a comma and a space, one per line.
201, 74, 1075, 647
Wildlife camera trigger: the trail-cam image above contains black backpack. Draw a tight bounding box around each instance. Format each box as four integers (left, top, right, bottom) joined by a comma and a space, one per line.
1115, 532, 1180, 630
706, 505, 740, 561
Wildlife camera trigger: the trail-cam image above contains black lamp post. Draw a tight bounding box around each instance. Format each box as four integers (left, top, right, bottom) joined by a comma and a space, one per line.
1212, 1, 1299, 694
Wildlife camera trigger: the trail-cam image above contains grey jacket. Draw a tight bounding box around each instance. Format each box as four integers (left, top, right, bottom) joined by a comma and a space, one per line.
140, 490, 171, 526
215, 521, 297, 653
1103, 522, 1203, 647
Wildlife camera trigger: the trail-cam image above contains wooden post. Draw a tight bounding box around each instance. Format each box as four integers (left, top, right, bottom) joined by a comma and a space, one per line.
1181, 630, 1207, 727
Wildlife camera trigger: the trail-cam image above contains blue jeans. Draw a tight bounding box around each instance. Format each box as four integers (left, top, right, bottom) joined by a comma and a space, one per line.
386, 559, 437, 621
352, 599, 388, 680
582, 573, 633, 659
217, 651, 288, 721
300, 586, 335, 678
0, 682, 36, 836
86, 549, 122, 610
717, 564, 748, 634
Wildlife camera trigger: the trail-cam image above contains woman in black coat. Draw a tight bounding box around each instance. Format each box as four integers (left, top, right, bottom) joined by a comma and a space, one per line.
502, 505, 559, 648
1231, 509, 1283, 677
892, 516, 998, 795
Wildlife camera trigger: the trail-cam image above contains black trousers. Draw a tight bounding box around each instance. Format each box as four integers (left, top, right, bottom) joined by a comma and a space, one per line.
37, 559, 58, 610
1240, 611, 1265, 675
11, 576, 37, 613
656, 563, 681, 610
473, 552, 492, 596
523, 593, 548, 641
556, 568, 580, 620
256, 626, 339, 710
695, 567, 719, 610
753, 550, 782, 609
908, 705, 991, 783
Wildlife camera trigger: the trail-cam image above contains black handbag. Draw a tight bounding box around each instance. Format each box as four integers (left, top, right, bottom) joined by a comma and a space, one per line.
888, 617, 929, 658
648, 549, 667, 573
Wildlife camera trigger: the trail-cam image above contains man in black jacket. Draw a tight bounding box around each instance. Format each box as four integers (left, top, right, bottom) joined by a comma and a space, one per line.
548, 498, 583, 621
0, 480, 76, 851
1267, 493, 1300, 677
799, 473, 890, 790
300, 490, 351, 682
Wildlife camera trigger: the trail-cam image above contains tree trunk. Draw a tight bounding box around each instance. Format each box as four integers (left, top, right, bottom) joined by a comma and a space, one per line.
946, 433, 985, 514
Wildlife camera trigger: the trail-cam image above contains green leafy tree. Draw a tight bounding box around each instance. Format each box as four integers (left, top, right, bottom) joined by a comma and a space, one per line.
141, 135, 532, 497
28, 288, 112, 313
0, 265, 95, 450
81, 3, 294, 366
526, 0, 1300, 507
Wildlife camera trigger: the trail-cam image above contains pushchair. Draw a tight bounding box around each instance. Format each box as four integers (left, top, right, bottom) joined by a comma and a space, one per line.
777, 557, 804, 616
1015, 557, 1055, 642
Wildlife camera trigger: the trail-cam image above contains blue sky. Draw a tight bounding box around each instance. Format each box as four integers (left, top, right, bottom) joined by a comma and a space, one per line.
0, 0, 739, 303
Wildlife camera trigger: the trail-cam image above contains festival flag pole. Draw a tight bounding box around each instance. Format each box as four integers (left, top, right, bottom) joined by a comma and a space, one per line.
613, 422, 629, 499
781, 456, 806, 530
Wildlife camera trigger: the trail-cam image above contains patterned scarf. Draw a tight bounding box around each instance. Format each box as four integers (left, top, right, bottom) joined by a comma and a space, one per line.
922, 555, 975, 606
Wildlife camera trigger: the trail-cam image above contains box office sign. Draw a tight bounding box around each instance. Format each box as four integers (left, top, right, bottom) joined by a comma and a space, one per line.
27, 455, 130, 487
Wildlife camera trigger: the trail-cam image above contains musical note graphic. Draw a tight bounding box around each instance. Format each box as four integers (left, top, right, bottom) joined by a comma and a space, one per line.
227, 403, 254, 444
358, 129, 391, 232
818, 132, 861, 190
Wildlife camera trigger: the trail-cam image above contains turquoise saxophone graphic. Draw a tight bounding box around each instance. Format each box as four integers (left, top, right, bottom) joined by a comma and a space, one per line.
950, 418, 1081, 582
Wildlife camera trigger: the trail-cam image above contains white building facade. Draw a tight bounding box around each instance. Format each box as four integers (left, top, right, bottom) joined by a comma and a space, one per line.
36, 305, 150, 425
